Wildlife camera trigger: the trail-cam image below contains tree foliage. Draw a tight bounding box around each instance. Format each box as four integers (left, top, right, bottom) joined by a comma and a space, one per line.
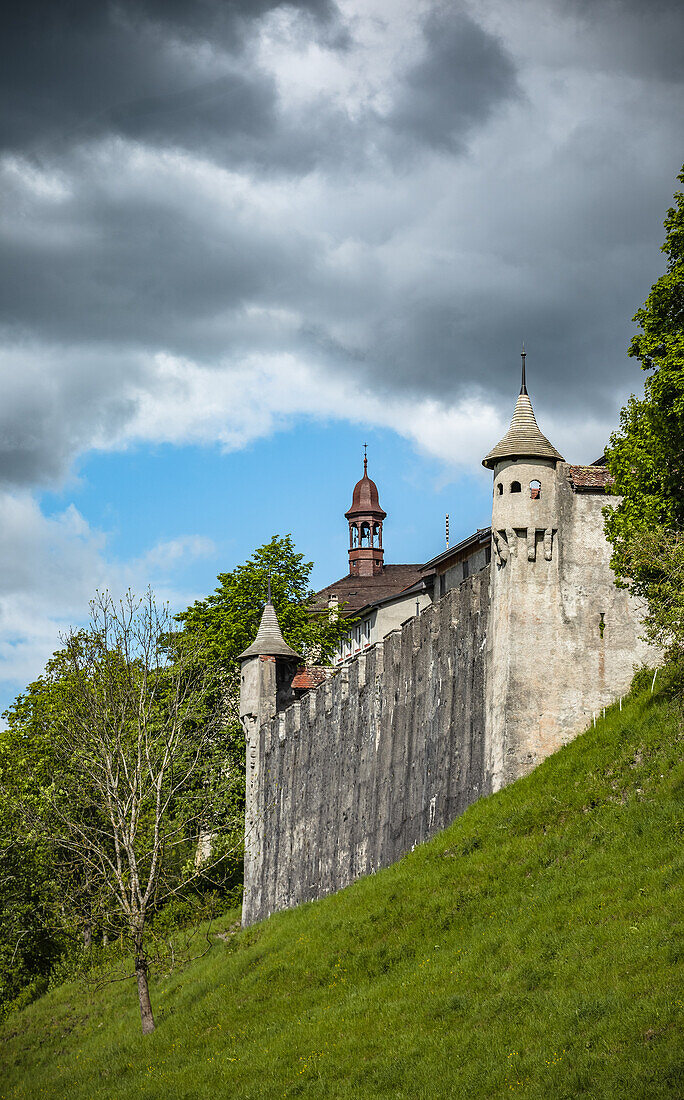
2, 592, 241, 1034
173, 534, 350, 729
0, 536, 345, 1021
0, 656, 77, 1017
175, 534, 349, 670
604, 166, 684, 654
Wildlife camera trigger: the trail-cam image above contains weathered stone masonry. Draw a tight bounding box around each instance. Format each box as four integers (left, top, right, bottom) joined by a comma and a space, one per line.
238, 363, 657, 928
242, 573, 488, 926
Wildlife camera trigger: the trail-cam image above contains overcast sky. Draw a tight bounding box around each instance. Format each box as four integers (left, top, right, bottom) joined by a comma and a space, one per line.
1, 0, 683, 715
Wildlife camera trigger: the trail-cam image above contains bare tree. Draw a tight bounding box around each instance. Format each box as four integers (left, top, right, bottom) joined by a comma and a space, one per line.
33, 589, 236, 1035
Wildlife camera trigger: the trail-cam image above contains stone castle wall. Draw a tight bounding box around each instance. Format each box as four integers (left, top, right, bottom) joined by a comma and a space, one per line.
486, 462, 653, 791
242, 571, 489, 926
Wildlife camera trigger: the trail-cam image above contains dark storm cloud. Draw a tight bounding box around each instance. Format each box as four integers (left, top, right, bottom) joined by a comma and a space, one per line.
560, 0, 684, 82
0, 1, 524, 356
0, 345, 142, 487
0, 0, 683, 488
389, 10, 519, 152
0, 179, 309, 351
1, 0, 518, 171
1, 0, 337, 156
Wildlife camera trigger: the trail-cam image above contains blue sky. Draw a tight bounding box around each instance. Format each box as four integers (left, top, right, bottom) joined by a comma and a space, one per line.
0, 417, 495, 716
1, 0, 683, 718
43, 416, 494, 604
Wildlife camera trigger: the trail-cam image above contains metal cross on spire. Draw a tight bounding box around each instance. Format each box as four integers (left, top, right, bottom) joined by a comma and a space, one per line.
363, 441, 368, 475
520, 342, 528, 395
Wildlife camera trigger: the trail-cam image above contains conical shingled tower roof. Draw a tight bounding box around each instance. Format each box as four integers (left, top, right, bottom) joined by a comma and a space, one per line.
237, 602, 302, 661
482, 362, 564, 469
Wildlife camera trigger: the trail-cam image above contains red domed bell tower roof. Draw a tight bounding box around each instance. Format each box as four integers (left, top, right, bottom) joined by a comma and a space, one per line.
344, 447, 386, 577
345, 453, 387, 520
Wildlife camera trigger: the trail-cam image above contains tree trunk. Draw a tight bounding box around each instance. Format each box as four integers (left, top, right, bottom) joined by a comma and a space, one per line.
134, 952, 155, 1035
83, 924, 92, 950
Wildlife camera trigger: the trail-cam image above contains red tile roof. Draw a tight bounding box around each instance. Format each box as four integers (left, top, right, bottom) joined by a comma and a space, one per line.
292, 666, 330, 692
310, 564, 423, 615
567, 465, 614, 491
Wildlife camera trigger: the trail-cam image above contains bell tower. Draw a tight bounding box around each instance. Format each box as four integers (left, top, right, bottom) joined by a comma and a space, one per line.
345, 446, 387, 577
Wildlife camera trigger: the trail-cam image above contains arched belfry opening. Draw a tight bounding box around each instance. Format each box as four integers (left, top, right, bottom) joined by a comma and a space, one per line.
345, 445, 387, 577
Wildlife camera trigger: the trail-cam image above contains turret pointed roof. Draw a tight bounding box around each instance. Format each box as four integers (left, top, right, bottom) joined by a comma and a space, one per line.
482, 352, 564, 469
237, 602, 302, 661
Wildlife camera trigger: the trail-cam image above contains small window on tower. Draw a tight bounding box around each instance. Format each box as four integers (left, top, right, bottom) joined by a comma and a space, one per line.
496, 483, 503, 495
510, 481, 521, 493
530, 479, 541, 499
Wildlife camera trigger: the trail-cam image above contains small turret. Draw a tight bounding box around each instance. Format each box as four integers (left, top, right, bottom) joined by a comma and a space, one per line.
485, 351, 563, 566
237, 601, 302, 662
345, 445, 387, 577
238, 595, 302, 929
482, 348, 564, 471
238, 598, 302, 726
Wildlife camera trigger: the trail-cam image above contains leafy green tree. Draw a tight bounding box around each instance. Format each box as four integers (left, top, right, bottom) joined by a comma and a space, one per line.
3, 592, 240, 1035
173, 534, 350, 729
0, 536, 346, 1021
604, 166, 684, 654
0, 661, 76, 1017
175, 534, 349, 671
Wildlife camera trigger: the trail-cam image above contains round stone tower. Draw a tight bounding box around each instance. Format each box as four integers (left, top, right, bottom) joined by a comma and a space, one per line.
238, 598, 301, 927
482, 352, 566, 791
345, 448, 387, 577
483, 350, 564, 568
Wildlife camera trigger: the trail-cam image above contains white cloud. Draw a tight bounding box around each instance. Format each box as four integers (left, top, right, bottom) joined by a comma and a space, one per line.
1, 0, 681, 718
0, 491, 215, 721
120, 348, 609, 469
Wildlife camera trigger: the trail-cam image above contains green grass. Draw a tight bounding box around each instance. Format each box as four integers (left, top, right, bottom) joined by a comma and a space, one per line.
1, 676, 683, 1099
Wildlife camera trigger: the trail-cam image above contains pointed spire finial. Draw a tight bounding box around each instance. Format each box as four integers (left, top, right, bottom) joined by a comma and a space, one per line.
482, 343, 565, 468
363, 442, 368, 475
237, 596, 302, 662
267, 572, 272, 603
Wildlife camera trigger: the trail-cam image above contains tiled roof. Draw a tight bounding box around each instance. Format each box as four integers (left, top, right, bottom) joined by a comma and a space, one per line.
311, 564, 423, 615
292, 666, 330, 692
237, 602, 302, 661
483, 391, 564, 468
567, 465, 614, 491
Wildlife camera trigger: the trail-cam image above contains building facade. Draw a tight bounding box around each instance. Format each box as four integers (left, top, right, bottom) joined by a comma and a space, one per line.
237, 361, 655, 926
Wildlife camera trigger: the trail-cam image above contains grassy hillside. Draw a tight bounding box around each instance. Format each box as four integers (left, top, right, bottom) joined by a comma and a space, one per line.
1, 672, 683, 1099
